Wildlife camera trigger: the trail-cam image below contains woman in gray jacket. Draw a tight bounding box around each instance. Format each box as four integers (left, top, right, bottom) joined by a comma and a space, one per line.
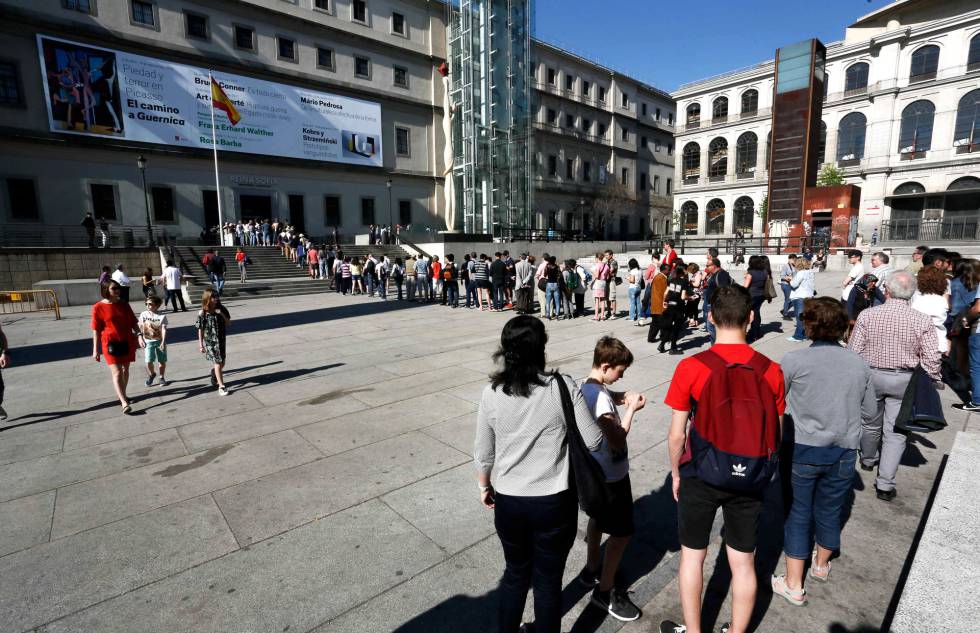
771, 297, 876, 606
475, 315, 604, 633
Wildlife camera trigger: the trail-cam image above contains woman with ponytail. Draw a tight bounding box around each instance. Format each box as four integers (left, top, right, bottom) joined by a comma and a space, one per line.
474, 315, 604, 633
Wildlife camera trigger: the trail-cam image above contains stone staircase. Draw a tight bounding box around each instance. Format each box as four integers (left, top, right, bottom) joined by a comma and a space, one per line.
173, 245, 412, 304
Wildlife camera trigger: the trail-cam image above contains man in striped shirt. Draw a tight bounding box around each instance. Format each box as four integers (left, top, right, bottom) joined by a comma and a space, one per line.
848, 271, 941, 501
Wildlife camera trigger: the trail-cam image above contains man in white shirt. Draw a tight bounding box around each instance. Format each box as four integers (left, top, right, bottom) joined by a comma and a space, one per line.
159, 260, 187, 312
841, 250, 865, 302
111, 264, 131, 303
870, 251, 894, 285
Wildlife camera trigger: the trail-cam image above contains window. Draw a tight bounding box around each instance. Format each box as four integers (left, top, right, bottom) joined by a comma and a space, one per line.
582, 118, 591, 134
733, 196, 754, 233
656, 107, 661, 120
277, 37, 296, 61
668, 112, 674, 125
681, 201, 698, 234
352, 0, 367, 23
641, 103, 647, 117
667, 143, 673, 155
953, 89, 980, 153
360, 197, 375, 225
640, 136, 647, 148
151, 186, 175, 222
0, 61, 22, 106
741, 89, 758, 116
837, 112, 867, 162
899, 100, 935, 154
845, 62, 869, 94
583, 161, 592, 182
131, 0, 155, 26
621, 167, 629, 186
909, 45, 939, 82
317, 47, 335, 70
398, 199, 412, 226
639, 173, 647, 191
706, 198, 725, 235
712, 96, 728, 122
653, 175, 660, 193
565, 74, 573, 90
598, 86, 606, 102
5, 178, 38, 220
547, 155, 557, 176
817, 121, 827, 164
621, 91, 629, 109
314, 0, 330, 11
565, 113, 574, 128
621, 125, 629, 142
566, 158, 574, 179
90, 183, 116, 220
235, 25, 255, 50
823, 74, 829, 101
393, 65, 408, 88
766, 131, 772, 168
185, 12, 209, 40
970, 34, 980, 72
686, 103, 701, 128
546, 108, 557, 125
682, 142, 700, 183
395, 127, 410, 156
654, 140, 661, 152
666, 178, 672, 195
547, 67, 556, 85
736, 132, 757, 175
708, 137, 728, 180
582, 80, 590, 97
324, 195, 341, 226
63, 0, 92, 12
354, 56, 371, 78
392, 11, 405, 35
597, 122, 607, 137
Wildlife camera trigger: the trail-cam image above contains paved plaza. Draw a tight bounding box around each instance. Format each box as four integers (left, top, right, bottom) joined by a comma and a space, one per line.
0, 274, 973, 633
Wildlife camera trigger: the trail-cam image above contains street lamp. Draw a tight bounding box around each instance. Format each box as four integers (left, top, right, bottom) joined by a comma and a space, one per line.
136, 155, 155, 247
386, 178, 393, 230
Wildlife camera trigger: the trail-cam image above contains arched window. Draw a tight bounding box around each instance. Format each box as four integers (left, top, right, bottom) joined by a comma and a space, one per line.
708, 137, 728, 180
894, 182, 925, 195
899, 100, 935, 155
816, 121, 827, 165
681, 201, 698, 235
823, 73, 829, 101
765, 131, 772, 170
970, 34, 980, 72
909, 45, 939, 82
836, 112, 867, 162
844, 62, 869, 94
682, 142, 701, 183
741, 89, 758, 116
736, 132, 757, 176
953, 89, 980, 153
733, 196, 754, 233
706, 198, 725, 235
712, 97, 728, 122
686, 103, 701, 128
948, 177, 980, 191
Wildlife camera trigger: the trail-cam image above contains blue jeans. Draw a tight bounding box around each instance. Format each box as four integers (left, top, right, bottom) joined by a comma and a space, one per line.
446, 281, 458, 306
792, 298, 806, 340
969, 333, 980, 403
783, 451, 857, 559
465, 280, 477, 307
211, 274, 225, 294
641, 286, 652, 319
628, 286, 642, 321
704, 302, 716, 343
545, 282, 560, 317
781, 282, 794, 315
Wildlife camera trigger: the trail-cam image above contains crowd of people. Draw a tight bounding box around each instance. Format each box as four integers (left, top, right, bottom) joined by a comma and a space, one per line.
474, 241, 963, 633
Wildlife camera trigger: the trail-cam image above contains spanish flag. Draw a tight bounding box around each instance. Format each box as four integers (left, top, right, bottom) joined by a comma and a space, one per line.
210, 76, 241, 126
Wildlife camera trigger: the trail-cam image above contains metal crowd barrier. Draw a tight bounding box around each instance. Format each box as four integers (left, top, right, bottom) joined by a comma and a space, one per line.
0, 289, 62, 320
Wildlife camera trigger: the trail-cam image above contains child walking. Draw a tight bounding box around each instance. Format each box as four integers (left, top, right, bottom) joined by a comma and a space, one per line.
197, 289, 232, 396
139, 295, 169, 386
578, 336, 646, 622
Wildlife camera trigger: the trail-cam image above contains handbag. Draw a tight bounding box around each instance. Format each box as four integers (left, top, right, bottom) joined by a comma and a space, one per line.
537, 277, 548, 292
552, 371, 608, 517
106, 339, 130, 356
763, 275, 777, 302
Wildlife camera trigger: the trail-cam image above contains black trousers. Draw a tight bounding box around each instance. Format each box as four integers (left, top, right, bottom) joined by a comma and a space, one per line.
662, 306, 687, 348
0, 368, 4, 406
648, 312, 665, 343
165, 288, 186, 312
494, 490, 577, 633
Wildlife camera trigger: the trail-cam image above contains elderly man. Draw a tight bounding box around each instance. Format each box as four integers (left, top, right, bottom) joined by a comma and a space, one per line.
514, 253, 535, 315
848, 271, 941, 501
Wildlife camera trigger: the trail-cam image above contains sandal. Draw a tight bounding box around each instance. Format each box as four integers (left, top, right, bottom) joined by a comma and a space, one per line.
770, 574, 806, 606
809, 555, 831, 582
121, 404, 132, 415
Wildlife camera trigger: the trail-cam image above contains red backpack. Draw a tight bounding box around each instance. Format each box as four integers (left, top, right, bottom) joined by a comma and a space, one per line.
681, 349, 780, 491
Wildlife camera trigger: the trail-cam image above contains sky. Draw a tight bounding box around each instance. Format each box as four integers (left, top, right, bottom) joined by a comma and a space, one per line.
534, 0, 896, 92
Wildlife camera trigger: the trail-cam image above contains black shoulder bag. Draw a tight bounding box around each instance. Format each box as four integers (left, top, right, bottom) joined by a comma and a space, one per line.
552, 372, 609, 517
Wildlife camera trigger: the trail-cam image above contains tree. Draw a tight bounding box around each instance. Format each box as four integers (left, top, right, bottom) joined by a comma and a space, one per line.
756, 194, 768, 223
816, 164, 846, 187
592, 181, 635, 237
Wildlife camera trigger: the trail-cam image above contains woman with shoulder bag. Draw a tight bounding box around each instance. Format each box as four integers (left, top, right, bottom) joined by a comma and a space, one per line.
91, 280, 143, 414
475, 316, 604, 633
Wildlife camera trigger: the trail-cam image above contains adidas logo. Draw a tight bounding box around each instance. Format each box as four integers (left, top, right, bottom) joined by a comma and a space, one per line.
732, 464, 747, 477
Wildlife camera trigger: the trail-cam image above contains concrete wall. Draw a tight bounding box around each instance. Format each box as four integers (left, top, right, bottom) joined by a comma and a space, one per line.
0, 249, 159, 290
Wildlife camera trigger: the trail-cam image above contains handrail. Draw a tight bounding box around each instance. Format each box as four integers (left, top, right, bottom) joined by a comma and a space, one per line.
394, 234, 430, 259
0, 289, 61, 320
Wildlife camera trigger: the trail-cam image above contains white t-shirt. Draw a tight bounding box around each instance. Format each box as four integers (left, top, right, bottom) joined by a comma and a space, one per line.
627, 267, 642, 289
841, 262, 864, 301
911, 292, 949, 353
162, 266, 182, 290
138, 310, 168, 340
579, 381, 629, 482
111, 270, 130, 287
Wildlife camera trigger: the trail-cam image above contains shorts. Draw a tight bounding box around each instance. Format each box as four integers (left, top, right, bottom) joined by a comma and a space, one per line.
677, 476, 763, 553
477, 280, 491, 289
595, 475, 635, 537
144, 339, 167, 364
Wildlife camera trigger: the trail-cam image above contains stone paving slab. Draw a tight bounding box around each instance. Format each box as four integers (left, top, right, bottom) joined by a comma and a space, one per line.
0, 428, 64, 467
0, 491, 55, 558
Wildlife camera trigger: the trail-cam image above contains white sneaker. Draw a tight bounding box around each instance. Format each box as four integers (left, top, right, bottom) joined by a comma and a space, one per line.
218, 387, 231, 396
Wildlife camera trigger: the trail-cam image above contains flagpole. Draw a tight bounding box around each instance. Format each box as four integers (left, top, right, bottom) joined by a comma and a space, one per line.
209, 71, 225, 246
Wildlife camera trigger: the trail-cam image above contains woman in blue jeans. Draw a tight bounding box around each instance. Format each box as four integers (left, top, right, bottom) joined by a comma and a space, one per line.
626, 258, 643, 323
474, 316, 604, 632
786, 258, 815, 342
543, 256, 562, 319
771, 297, 877, 605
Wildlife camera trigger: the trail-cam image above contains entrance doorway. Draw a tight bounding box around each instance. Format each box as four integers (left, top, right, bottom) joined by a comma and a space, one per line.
240, 194, 273, 222
288, 194, 306, 234
202, 190, 219, 231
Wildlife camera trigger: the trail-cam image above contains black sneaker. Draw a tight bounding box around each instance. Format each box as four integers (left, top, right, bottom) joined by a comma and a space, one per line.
660, 621, 686, 633
577, 567, 600, 588
591, 587, 641, 622
875, 486, 897, 501
953, 401, 980, 411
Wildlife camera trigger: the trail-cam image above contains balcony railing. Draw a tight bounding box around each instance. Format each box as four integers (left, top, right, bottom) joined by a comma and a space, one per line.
881, 216, 980, 242
675, 107, 772, 133
532, 120, 606, 145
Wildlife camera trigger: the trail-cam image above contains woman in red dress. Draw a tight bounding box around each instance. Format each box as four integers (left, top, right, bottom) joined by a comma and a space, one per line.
91, 280, 143, 414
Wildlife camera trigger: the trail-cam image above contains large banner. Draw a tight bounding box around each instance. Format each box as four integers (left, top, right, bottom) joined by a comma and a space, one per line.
36, 35, 383, 167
